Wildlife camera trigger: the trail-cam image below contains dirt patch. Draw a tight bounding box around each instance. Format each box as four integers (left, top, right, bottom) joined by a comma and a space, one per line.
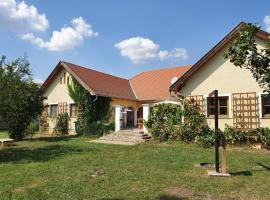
14, 183, 39, 193
165, 187, 210, 200
165, 187, 238, 200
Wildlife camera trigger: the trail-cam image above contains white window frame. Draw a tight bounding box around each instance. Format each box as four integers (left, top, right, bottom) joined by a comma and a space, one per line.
257, 91, 270, 118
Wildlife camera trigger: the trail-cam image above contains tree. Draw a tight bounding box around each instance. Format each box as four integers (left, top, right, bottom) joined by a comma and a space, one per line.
224, 23, 270, 93
0, 56, 44, 139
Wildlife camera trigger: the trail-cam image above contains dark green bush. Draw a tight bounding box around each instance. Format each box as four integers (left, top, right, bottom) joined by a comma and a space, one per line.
145, 103, 183, 141
195, 129, 215, 148
83, 121, 114, 136
54, 113, 70, 135
145, 100, 213, 147
224, 125, 247, 144
24, 121, 39, 138
257, 127, 270, 149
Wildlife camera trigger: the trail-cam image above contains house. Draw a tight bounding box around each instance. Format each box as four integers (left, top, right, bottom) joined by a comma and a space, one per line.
41, 22, 270, 134
170, 22, 270, 130
41, 61, 190, 134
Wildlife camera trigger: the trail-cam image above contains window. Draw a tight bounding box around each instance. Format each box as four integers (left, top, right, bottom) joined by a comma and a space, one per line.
67, 76, 70, 85
63, 73, 66, 84
58, 102, 68, 114
60, 77, 62, 84
70, 104, 78, 118
50, 104, 58, 117
207, 96, 229, 117
262, 94, 270, 118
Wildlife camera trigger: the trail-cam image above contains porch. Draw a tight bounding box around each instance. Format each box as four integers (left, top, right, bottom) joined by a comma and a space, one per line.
114, 104, 150, 132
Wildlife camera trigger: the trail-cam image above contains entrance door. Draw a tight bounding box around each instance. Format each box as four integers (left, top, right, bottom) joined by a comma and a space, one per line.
126, 109, 134, 128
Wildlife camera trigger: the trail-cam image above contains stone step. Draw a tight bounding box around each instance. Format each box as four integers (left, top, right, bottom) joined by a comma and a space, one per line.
142, 135, 152, 140
93, 129, 152, 145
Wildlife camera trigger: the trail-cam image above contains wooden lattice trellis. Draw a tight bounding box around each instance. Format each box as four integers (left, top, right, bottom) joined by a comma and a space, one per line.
58, 102, 68, 114
232, 92, 259, 131
186, 95, 205, 114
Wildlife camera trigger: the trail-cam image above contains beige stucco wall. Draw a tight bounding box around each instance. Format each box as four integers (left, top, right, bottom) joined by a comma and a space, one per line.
110, 98, 141, 109
180, 38, 270, 129
43, 69, 77, 134
43, 68, 144, 133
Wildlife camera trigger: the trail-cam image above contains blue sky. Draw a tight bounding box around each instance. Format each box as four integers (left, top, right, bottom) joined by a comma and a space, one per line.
0, 0, 270, 82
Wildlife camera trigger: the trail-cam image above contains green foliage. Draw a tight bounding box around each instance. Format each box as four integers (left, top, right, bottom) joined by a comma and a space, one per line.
256, 127, 270, 149
195, 129, 215, 148
224, 125, 270, 149
181, 99, 210, 142
25, 121, 39, 138
224, 23, 270, 93
145, 97, 214, 147
68, 77, 111, 135
224, 125, 247, 144
145, 103, 183, 141
86, 121, 115, 136
54, 113, 70, 135
0, 55, 44, 140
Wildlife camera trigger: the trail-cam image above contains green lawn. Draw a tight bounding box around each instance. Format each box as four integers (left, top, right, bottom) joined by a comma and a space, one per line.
0, 130, 9, 139
0, 136, 269, 200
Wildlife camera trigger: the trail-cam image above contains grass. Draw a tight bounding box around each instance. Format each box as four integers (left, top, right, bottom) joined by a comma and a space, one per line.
0, 130, 9, 139
0, 136, 269, 200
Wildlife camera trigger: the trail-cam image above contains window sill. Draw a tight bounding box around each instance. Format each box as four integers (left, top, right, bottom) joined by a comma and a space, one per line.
207, 117, 231, 119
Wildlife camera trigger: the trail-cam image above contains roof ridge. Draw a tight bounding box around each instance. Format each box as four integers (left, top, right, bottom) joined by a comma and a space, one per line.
62, 61, 129, 81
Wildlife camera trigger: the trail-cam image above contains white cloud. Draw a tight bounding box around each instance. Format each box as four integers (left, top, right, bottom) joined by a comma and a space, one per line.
115, 37, 187, 64
264, 15, 270, 33
22, 17, 98, 51
0, 0, 49, 33
33, 78, 43, 84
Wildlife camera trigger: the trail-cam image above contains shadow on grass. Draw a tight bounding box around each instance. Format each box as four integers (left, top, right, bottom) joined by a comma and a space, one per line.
230, 162, 270, 176
230, 170, 253, 176
158, 195, 189, 200
0, 144, 97, 163
256, 162, 270, 171
27, 135, 79, 142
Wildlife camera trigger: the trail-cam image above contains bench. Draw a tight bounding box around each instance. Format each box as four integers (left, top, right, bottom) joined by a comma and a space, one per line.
0, 138, 15, 147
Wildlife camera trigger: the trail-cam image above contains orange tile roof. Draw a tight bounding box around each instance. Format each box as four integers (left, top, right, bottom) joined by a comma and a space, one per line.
63, 62, 136, 100
130, 66, 191, 101
42, 61, 191, 101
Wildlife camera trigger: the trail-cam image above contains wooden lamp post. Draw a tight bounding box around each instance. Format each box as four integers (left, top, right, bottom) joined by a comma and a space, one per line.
208, 90, 229, 176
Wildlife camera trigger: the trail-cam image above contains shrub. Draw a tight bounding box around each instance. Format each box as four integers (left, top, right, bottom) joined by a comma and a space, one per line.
54, 113, 70, 135
83, 121, 114, 136
224, 125, 243, 144
24, 121, 39, 138
145, 103, 183, 141
145, 100, 212, 146
257, 127, 270, 149
224, 125, 270, 149
195, 129, 215, 148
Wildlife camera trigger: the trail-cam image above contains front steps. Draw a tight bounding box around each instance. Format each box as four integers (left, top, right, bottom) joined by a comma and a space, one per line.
89, 129, 152, 145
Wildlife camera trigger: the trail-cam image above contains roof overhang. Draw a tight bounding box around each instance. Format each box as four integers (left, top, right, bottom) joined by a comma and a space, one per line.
41, 61, 96, 96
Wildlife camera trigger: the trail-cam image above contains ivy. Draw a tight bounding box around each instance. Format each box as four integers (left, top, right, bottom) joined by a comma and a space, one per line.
54, 113, 70, 135
68, 77, 112, 135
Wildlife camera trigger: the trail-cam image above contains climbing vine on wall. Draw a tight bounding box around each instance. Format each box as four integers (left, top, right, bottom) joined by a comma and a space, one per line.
68, 77, 112, 135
